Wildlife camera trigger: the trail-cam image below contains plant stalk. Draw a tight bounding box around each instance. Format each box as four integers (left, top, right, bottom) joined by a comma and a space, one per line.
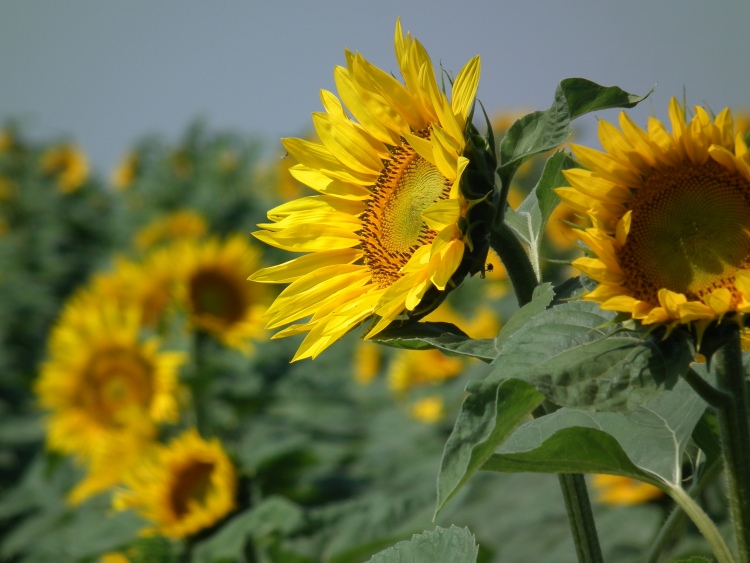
714, 325, 750, 562
492, 222, 603, 563
645, 457, 722, 563
667, 484, 735, 563
558, 473, 604, 563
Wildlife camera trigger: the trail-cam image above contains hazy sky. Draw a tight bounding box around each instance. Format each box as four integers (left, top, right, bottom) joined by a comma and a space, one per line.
2, 1, 748, 174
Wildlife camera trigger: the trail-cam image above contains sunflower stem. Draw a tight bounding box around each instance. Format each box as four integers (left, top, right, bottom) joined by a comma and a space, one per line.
645, 456, 722, 563
665, 483, 736, 563
500, 219, 602, 563
489, 222, 538, 307
714, 324, 750, 562
557, 473, 604, 563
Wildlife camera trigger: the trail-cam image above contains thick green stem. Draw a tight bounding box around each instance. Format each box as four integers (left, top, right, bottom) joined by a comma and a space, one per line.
489, 223, 538, 307
558, 474, 604, 563
715, 326, 750, 562
494, 222, 602, 563
645, 457, 722, 563
667, 484, 735, 563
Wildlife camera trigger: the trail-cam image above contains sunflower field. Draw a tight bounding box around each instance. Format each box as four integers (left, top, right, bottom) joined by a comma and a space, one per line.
2, 19, 750, 563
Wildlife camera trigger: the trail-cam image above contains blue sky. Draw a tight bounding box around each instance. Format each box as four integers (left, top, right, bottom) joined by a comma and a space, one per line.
2, 1, 748, 173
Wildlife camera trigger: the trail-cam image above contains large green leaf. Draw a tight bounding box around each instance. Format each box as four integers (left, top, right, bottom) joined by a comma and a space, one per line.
366, 525, 478, 563
435, 378, 544, 516
488, 301, 695, 411
504, 152, 576, 278
484, 378, 706, 487
497, 78, 650, 188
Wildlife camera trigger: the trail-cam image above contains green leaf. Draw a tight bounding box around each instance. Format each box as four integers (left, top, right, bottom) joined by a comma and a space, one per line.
485, 378, 706, 487
493, 282, 555, 350
488, 301, 695, 411
366, 525, 478, 563
504, 152, 576, 278
435, 378, 544, 516
372, 321, 496, 362
498, 78, 650, 188
193, 497, 306, 563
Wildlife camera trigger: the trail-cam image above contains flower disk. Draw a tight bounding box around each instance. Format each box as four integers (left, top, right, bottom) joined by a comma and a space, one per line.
557, 98, 750, 329
175, 235, 269, 353
250, 20, 482, 361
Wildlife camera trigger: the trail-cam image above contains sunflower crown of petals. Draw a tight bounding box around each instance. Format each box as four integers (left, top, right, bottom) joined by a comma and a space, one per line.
556, 97, 750, 331
113, 428, 237, 539
250, 20, 491, 361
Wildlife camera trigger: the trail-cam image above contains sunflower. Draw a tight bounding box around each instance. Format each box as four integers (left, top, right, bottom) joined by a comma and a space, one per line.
388, 348, 465, 395
249, 20, 486, 361
134, 209, 208, 250
556, 98, 750, 330
111, 149, 140, 190
591, 474, 664, 506
88, 253, 177, 328
40, 142, 89, 193
409, 395, 445, 423
114, 428, 237, 539
175, 235, 268, 353
35, 298, 184, 465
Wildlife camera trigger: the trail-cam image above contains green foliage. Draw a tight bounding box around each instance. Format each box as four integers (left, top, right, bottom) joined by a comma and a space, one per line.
504, 151, 576, 278
366, 525, 479, 563
497, 78, 651, 192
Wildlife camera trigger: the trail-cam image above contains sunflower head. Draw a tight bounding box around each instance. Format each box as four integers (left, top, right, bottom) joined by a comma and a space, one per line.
557, 98, 750, 334
40, 143, 89, 193
250, 20, 495, 361
114, 428, 237, 539
35, 298, 184, 463
591, 474, 664, 506
111, 150, 141, 190
176, 235, 269, 353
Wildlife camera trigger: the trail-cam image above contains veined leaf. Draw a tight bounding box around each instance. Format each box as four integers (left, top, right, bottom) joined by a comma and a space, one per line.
367, 525, 478, 563
485, 378, 706, 487
488, 301, 694, 411
504, 152, 576, 278
435, 378, 544, 516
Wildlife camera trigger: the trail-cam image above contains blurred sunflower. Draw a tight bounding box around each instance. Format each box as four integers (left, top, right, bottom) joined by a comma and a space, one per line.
591, 474, 664, 505
557, 98, 750, 330
35, 298, 184, 464
388, 348, 465, 395
176, 235, 268, 353
89, 253, 176, 327
134, 209, 208, 250
114, 428, 237, 539
111, 149, 141, 190
40, 142, 89, 193
250, 20, 487, 361
409, 395, 445, 423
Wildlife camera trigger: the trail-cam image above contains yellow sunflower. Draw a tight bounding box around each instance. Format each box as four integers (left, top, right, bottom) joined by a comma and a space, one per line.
409, 395, 445, 423
249, 20, 485, 361
40, 142, 89, 193
134, 209, 208, 250
111, 149, 140, 190
88, 253, 177, 328
114, 428, 237, 539
556, 98, 750, 330
388, 348, 465, 395
35, 298, 184, 465
175, 235, 268, 353
591, 474, 664, 506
